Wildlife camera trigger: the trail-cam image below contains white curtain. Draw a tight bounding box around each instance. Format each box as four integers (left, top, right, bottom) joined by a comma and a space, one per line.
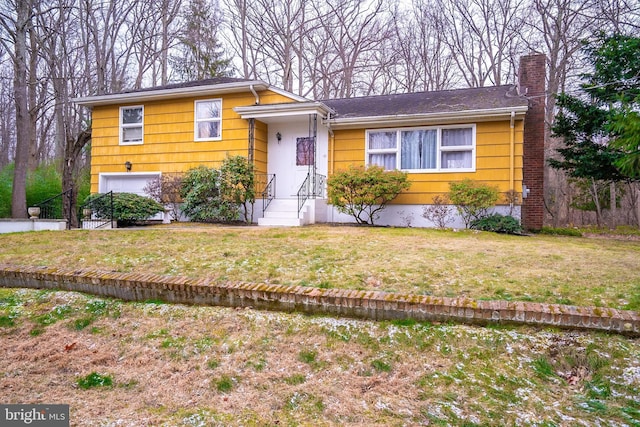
441, 128, 472, 168
401, 130, 436, 169
369, 153, 396, 170
442, 128, 472, 146
369, 131, 396, 149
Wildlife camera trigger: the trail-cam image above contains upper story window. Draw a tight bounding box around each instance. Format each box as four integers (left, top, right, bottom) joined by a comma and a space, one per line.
195, 99, 222, 141
120, 106, 143, 145
366, 125, 475, 172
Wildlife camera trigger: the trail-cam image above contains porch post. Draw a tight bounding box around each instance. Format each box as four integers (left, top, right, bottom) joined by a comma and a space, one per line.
311, 114, 317, 197
248, 118, 255, 163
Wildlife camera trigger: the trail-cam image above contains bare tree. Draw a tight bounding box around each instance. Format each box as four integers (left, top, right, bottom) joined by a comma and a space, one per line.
437, 0, 525, 87
241, 0, 310, 93
387, 1, 459, 93
0, 0, 34, 217
522, 0, 597, 226
130, 0, 182, 87
0, 61, 15, 170
316, 0, 389, 98
81, 0, 137, 95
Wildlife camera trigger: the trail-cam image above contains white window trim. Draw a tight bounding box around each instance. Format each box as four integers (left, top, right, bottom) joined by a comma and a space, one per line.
194, 99, 223, 141
365, 124, 476, 173
119, 105, 144, 145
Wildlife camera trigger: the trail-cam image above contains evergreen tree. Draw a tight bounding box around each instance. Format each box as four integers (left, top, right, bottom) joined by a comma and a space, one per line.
550, 34, 640, 225
172, 0, 232, 80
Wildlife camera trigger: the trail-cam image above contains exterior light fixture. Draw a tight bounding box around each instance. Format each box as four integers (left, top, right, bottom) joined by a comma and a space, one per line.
125, 161, 132, 172
276, 132, 282, 142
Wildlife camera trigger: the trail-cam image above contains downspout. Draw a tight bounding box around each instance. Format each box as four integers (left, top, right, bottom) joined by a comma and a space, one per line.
327, 114, 335, 176
326, 114, 335, 223
509, 111, 515, 208
249, 84, 260, 105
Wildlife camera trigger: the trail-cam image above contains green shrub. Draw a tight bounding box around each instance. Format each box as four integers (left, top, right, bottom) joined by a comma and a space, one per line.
0, 164, 13, 217
327, 165, 410, 225
539, 227, 583, 237
470, 214, 523, 234
83, 192, 164, 226
180, 157, 256, 224
26, 163, 63, 208
448, 179, 500, 228
0, 163, 71, 218
219, 155, 256, 223
181, 166, 238, 222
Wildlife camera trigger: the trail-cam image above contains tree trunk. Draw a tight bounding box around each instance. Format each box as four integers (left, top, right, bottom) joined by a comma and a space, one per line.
11, 0, 32, 218
63, 130, 91, 228
590, 178, 602, 227
609, 181, 616, 229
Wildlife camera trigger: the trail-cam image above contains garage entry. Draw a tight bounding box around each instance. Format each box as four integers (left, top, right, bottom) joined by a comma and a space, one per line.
98, 172, 161, 196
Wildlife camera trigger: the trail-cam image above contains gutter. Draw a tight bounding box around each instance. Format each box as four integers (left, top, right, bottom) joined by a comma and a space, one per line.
72, 81, 269, 107
328, 107, 528, 129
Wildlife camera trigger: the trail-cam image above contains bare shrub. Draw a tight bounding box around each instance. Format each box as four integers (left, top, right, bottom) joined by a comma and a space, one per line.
422, 195, 454, 229
143, 174, 184, 221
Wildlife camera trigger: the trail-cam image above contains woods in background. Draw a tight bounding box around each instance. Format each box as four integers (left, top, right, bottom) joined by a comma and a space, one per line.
0, 0, 638, 225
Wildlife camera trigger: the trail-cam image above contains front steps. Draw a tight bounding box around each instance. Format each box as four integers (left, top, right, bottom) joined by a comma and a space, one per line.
257, 199, 307, 227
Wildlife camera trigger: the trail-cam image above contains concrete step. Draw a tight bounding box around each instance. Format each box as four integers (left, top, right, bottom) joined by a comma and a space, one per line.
258, 198, 306, 226
263, 210, 300, 219
257, 217, 304, 226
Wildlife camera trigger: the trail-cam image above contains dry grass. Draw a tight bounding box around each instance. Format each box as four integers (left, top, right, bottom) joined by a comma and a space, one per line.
1, 224, 639, 309
1, 288, 639, 426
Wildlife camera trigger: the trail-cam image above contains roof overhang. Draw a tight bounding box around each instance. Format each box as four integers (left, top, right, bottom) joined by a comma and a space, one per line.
73, 81, 270, 107
327, 106, 529, 129
234, 102, 335, 123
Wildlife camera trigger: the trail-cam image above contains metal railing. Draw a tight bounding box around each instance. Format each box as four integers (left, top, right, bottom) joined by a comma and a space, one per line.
78, 191, 114, 229
35, 188, 72, 222
256, 173, 276, 216
297, 173, 326, 218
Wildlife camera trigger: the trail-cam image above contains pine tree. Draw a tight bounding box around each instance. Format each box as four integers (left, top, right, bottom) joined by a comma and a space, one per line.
172, 0, 232, 81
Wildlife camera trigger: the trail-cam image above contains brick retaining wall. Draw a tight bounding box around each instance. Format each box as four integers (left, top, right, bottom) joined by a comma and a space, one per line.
0, 264, 637, 336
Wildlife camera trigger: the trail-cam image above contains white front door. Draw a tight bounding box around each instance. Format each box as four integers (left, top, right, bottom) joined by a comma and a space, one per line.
267, 122, 313, 198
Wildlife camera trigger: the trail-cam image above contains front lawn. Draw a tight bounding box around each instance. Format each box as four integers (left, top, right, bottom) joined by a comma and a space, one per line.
1, 225, 639, 310
0, 288, 638, 426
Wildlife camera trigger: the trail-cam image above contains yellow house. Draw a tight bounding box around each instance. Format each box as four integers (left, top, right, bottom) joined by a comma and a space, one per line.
74, 55, 545, 229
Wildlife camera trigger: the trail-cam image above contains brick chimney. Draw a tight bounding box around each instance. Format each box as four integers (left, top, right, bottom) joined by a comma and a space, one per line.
519, 54, 546, 231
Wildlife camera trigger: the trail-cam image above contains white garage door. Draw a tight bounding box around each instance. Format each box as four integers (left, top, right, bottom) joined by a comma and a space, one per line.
99, 173, 161, 196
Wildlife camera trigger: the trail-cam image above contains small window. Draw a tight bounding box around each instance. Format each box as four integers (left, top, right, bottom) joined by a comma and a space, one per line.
195, 99, 222, 140
368, 131, 397, 170
296, 137, 315, 166
441, 128, 473, 169
120, 106, 143, 145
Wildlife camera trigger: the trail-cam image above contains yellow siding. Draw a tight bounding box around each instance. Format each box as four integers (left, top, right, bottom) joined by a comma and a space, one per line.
330, 120, 525, 205
89, 89, 293, 192
254, 120, 268, 175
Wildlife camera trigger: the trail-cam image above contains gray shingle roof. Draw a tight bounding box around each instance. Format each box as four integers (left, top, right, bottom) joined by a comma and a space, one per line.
321, 85, 527, 118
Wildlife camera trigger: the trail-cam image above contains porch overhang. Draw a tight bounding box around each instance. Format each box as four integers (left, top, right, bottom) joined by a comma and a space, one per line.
234, 102, 334, 123
327, 106, 529, 129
